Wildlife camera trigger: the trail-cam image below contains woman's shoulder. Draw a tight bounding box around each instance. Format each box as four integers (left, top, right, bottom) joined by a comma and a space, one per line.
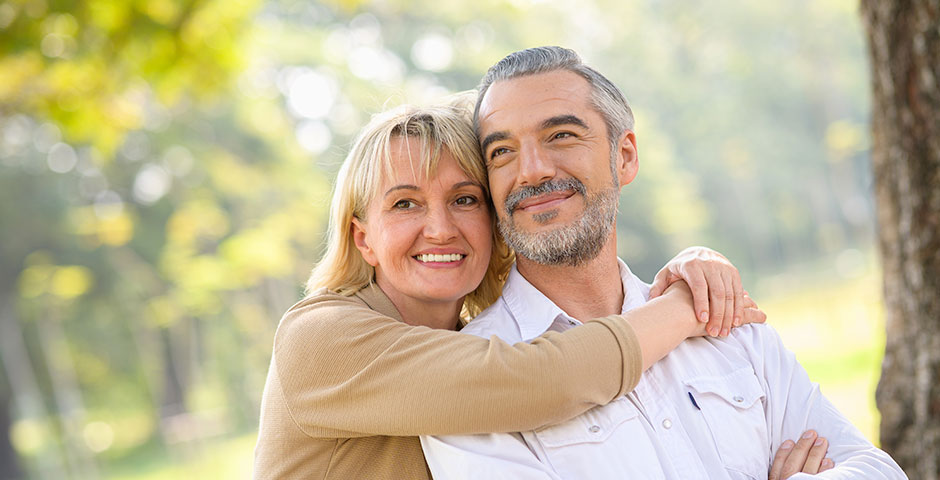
288, 284, 398, 317
275, 284, 402, 343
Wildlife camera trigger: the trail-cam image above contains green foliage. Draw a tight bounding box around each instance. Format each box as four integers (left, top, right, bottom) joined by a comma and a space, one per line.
0, 0, 877, 478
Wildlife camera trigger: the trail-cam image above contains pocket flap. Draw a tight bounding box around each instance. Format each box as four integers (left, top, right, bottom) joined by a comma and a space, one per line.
684, 367, 764, 409
534, 397, 640, 447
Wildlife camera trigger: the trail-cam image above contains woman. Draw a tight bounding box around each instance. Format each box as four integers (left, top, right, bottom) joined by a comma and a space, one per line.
253, 98, 773, 479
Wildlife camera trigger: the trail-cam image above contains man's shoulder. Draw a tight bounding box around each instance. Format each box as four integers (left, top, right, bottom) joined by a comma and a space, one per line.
461, 297, 521, 342
663, 324, 785, 373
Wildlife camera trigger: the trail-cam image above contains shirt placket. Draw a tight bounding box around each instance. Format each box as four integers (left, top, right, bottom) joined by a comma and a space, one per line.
632, 370, 711, 480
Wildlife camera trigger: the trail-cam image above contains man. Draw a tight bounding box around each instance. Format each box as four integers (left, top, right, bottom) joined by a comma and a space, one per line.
421, 47, 905, 479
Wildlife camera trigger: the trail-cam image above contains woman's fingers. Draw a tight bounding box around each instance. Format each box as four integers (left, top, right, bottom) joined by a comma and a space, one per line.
731, 270, 744, 328
742, 306, 767, 325
719, 270, 734, 337
648, 267, 673, 299
802, 436, 829, 473
705, 268, 725, 336
684, 266, 711, 327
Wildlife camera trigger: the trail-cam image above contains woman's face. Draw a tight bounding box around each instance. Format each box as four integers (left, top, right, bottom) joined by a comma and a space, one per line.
352, 136, 493, 310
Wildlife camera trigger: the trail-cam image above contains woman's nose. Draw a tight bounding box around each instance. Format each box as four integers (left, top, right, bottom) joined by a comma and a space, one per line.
423, 205, 459, 242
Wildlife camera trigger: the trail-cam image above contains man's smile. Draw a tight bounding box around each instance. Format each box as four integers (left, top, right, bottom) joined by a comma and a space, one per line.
514, 191, 576, 213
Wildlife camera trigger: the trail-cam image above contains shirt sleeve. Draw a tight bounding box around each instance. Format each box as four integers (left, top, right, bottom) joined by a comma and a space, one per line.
421, 432, 562, 480
745, 326, 907, 479
271, 290, 642, 438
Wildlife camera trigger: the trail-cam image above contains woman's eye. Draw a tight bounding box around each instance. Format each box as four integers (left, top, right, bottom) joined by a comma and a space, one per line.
392, 199, 416, 209
455, 195, 478, 206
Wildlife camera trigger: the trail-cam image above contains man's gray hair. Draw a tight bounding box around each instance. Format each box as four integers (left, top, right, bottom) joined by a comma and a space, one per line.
474, 46, 635, 148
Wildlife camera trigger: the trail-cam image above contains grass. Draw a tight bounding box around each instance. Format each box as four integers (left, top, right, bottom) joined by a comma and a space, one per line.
104, 433, 256, 480
754, 260, 885, 444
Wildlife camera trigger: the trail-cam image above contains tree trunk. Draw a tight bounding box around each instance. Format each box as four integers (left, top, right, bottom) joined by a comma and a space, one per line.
861, 1, 940, 478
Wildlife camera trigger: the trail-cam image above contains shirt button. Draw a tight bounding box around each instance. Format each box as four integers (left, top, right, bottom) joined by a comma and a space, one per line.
568, 319, 577, 325
733, 396, 744, 403
662, 418, 672, 429
589, 425, 601, 433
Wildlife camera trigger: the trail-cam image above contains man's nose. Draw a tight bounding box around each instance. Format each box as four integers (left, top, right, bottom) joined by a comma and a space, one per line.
517, 142, 556, 186
423, 204, 459, 242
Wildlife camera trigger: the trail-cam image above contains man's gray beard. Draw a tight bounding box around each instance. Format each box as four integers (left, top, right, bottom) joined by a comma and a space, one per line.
498, 181, 619, 267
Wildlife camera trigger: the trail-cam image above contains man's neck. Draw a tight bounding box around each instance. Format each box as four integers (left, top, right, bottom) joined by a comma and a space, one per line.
515, 236, 624, 322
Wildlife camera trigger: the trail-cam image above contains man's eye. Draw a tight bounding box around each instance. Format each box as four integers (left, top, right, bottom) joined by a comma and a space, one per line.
553, 132, 574, 140
393, 199, 416, 209
490, 147, 509, 159
455, 195, 478, 206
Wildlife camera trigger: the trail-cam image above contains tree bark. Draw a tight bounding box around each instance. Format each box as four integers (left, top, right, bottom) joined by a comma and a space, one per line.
861, 1, 940, 479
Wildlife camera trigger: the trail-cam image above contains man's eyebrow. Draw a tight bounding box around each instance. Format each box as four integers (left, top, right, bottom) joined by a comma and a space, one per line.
384, 184, 419, 197
480, 131, 509, 155
541, 114, 589, 130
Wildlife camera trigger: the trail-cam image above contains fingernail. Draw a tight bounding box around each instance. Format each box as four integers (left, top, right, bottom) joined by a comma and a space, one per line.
781, 440, 793, 450
708, 327, 718, 336
699, 311, 709, 322
823, 459, 833, 467
734, 316, 741, 327
720, 328, 729, 337
814, 437, 824, 446
802, 430, 816, 439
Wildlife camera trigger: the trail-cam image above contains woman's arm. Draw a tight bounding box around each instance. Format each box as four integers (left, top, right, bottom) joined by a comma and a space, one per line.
633, 281, 764, 371
268, 283, 763, 438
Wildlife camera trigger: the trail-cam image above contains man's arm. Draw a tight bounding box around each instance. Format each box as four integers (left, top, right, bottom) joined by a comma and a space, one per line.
744, 325, 907, 479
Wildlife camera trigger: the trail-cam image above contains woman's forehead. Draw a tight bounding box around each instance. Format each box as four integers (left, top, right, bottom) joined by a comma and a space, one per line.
382, 136, 476, 184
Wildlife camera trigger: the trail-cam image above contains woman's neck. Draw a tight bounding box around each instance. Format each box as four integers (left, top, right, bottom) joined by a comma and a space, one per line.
375, 278, 463, 330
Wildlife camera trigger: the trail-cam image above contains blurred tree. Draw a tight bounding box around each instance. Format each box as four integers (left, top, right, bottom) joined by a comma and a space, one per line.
861, 0, 940, 478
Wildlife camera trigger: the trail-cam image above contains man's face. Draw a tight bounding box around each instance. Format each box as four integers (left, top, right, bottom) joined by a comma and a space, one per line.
477, 69, 638, 266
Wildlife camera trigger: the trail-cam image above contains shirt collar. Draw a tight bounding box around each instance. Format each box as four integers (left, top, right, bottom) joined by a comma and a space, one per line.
502, 258, 651, 341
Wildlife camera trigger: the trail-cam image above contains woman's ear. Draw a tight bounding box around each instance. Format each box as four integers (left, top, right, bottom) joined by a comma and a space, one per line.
351, 217, 379, 266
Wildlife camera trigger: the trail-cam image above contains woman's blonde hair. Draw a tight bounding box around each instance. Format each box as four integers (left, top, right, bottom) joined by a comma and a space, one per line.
306, 93, 514, 318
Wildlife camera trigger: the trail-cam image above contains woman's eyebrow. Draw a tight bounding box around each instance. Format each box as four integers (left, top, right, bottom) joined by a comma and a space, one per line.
452, 181, 482, 190
384, 185, 419, 197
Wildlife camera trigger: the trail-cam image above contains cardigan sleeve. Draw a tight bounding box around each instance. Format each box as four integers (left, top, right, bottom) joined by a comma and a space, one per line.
270, 289, 641, 438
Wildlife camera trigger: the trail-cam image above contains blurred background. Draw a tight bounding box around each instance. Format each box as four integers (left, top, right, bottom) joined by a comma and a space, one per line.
0, 0, 879, 478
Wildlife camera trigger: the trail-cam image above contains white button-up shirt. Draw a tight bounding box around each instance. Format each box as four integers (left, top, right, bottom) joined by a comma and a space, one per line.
421, 260, 905, 479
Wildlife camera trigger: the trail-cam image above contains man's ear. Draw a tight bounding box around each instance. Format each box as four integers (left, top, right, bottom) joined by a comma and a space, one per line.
351, 217, 379, 266
614, 130, 639, 187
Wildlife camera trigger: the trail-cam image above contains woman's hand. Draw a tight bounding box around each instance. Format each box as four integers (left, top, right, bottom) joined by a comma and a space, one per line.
663, 281, 766, 338
649, 246, 745, 338
768, 430, 835, 480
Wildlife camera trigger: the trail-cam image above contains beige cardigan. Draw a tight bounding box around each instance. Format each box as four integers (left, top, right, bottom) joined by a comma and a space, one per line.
253, 283, 642, 479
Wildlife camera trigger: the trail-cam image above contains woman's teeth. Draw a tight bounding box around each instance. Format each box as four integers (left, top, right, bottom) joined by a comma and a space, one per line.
416, 253, 464, 263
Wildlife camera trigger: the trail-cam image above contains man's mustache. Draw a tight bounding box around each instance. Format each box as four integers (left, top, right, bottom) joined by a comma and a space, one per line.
504, 178, 587, 215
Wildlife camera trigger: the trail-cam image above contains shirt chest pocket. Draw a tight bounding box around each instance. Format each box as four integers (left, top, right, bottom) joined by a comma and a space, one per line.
530, 397, 666, 479
684, 367, 769, 480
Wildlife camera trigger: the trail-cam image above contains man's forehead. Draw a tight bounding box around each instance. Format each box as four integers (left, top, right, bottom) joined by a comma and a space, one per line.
477, 70, 595, 134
